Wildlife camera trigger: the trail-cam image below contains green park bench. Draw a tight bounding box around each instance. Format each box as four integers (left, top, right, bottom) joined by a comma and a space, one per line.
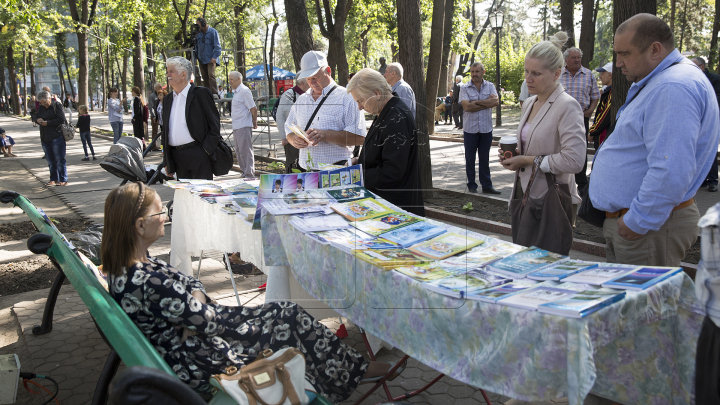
0, 191, 331, 405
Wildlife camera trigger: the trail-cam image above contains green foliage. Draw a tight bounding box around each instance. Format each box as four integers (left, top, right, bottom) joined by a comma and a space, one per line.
481, 33, 533, 100
267, 161, 285, 171
462, 202, 474, 212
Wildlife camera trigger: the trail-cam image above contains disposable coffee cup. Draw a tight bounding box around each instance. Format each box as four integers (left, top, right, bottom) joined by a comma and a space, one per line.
499, 136, 518, 159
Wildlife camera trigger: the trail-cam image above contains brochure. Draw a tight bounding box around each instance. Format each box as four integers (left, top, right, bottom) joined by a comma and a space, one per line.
485, 247, 569, 278
423, 270, 510, 298
467, 280, 539, 303
380, 221, 447, 248
527, 260, 599, 281
538, 289, 627, 318
409, 232, 484, 260
289, 214, 351, 233
498, 286, 578, 311
562, 264, 636, 285
318, 164, 364, 188
287, 123, 312, 144
353, 248, 431, 269
394, 264, 455, 283
332, 238, 401, 252
350, 212, 421, 236
306, 228, 375, 245
480, 241, 526, 256
330, 198, 394, 222
325, 186, 375, 202
601, 266, 683, 291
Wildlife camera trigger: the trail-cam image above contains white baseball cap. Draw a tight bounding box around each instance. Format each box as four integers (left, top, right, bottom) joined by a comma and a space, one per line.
595, 62, 613, 73
296, 51, 329, 80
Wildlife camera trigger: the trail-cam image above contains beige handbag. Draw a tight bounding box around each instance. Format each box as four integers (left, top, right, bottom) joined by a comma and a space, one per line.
210, 348, 310, 405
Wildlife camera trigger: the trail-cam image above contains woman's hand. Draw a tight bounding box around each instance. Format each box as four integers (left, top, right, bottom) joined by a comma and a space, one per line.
500, 155, 535, 171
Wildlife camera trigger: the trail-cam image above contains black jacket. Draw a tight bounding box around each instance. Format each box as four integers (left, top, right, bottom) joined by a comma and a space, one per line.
704, 68, 720, 107
161, 84, 221, 174
451, 81, 463, 112
37, 100, 65, 143
359, 96, 425, 216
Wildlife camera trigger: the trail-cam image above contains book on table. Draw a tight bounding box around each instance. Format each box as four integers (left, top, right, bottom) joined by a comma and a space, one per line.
353, 248, 431, 269
330, 198, 394, 222
350, 212, 422, 236
380, 221, 448, 248
527, 260, 599, 281
485, 246, 569, 278
306, 228, 375, 245
601, 266, 683, 291
232, 194, 258, 221
537, 289, 626, 318
289, 214, 350, 233
423, 270, 510, 299
325, 186, 375, 202
467, 280, 539, 303
262, 190, 332, 216
393, 263, 455, 282
561, 264, 636, 285
408, 232, 484, 260
497, 286, 579, 311
331, 237, 401, 253
480, 241, 526, 256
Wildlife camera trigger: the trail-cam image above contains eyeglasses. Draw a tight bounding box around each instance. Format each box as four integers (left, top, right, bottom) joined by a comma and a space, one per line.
146, 207, 168, 218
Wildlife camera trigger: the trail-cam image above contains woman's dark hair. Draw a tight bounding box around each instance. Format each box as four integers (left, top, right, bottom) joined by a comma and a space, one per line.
275, 179, 281, 185
101, 183, 157, 276
109, 87, 118, 96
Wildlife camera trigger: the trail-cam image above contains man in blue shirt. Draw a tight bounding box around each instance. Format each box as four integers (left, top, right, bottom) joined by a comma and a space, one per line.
194, 17, 222, 98
589, 14, 720, 266
383, 62, 416, 118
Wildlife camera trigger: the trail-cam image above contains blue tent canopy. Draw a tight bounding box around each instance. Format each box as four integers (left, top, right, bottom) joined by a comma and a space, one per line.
244, 64, 296, 81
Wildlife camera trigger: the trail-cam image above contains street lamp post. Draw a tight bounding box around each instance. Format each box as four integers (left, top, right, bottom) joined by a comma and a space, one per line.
489, 9, 504, 127
148, 65, 155, 89
222, 54, 231, 93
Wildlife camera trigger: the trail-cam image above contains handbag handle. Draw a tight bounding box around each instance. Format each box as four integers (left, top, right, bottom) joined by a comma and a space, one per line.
240, 363, 301, 405
520, 155, 545, 208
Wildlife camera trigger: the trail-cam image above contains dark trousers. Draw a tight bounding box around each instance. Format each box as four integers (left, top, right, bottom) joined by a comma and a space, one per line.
695, 316, 720, 404
170, 145, 214, 180
283, 143, 301, 174
42, 136, 67, 183
706, 155, 718, 186
452, 105, 463, 128
575, 116, 590, 192
80, 131, 95, 157
199, 62, 218, 95
464, 131, 493, 190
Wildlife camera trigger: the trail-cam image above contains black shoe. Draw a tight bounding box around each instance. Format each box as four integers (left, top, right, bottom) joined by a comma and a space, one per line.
482, 187, 501, 195
468, 188, 478, 193
41, 154, 45, 159
92, 156, 97, 160
81, 156, 89, 161
435, 121, 439, 125
709, 184, 718, 192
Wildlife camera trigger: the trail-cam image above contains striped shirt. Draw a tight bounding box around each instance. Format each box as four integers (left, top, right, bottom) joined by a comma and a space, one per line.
458, 79, 497, 134
284, 81, 366, 170
559, 66, 600, 110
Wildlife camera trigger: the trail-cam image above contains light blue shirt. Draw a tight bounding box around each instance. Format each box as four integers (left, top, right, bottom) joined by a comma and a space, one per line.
458, 79, 497, 134
589, 49, 720, 234
391, 79, 416, 118
195, 27, 221, 65
107, 97, 123, 123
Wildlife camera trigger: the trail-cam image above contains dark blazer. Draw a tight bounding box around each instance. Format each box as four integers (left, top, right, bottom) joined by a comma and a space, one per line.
451, 81, 462, 112
37, 100, 65, 143
359, 95, 425, 216
161, 83, 221, 174
704, 68, 720, 107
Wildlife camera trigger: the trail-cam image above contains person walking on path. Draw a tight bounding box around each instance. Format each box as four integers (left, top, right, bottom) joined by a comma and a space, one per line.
460, 62, 501, 195
590, 14, 720, 267
383, 62, 417, 118
588, 62, 613, 151
228, 71, 257, 178
131, 86, 148, 148
451, 76, 463, 129
559, 47, 600, 194
76, 105, 96, 161
276, 77, 310, 173
691, 56, 720, 193
108, 88, 126, 143
194, 17, 221, 97
35, 90, 68, 186
148, 83, 162, 150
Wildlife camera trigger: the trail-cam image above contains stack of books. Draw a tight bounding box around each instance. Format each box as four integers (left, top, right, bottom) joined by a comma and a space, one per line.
486, 247, 569, 278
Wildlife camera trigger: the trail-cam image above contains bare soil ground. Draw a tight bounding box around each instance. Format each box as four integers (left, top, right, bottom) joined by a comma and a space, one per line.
0, 257, 69, 296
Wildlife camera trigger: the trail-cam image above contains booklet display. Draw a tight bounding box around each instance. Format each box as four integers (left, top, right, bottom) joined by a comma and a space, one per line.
468, 280, 539, 303
289, 214, 350, 233
538, 289, 627, 318
331, 198, 394, 222
381, 221, 447, 248
394, 264, 455, 282
486, 247, 568, 278
423, 270, 510, 299
354, 248, 431, 269
527, 260, 599, 281
306, 228, 375, 245
562, 265, 636, 285
409, 232, 484, 260
498, 286, 578, 311
601, 266, 682, 291
350, 212, 422, 236
325, 186, 375, 202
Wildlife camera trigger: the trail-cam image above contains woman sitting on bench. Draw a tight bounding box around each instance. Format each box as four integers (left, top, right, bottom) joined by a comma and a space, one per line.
100, 183, 402, 401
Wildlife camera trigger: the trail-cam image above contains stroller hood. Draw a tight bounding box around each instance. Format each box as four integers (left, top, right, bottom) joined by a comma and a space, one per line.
100, 136, 147, 182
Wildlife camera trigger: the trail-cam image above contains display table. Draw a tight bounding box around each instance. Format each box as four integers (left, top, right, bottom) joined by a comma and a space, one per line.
273, 214, 704, 405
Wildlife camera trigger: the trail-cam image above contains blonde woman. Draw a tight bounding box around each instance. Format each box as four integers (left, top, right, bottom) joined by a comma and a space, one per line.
131, 86, 147, 147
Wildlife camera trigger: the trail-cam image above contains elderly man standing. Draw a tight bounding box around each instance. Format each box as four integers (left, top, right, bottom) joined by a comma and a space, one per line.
383, 62, 416, 118
194, 17, 221, 98
285, 51, 366, 170
560, 47, 600, 193
148, 83, 162, 150
228, 71, 257, 178
161, 56, 221, 180
276, 77, 310, 173
590, 14, 720, 267
451, 75, 463, 130
691, 56, 720, 193
460, 62, 500, 195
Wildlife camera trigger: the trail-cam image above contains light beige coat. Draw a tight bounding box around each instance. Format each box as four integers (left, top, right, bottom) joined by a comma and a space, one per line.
512, 83, 586, 204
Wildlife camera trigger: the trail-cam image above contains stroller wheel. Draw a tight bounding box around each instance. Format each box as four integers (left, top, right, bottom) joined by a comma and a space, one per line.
166, 200, 173, 222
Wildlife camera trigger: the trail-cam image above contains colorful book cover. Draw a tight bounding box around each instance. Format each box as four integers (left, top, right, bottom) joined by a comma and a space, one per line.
350, 212, 421, 236
321, 174, 330, 188
330, 198, 394, 222
318, 164, 364, 188
601, 266, 682, 291
332, 238, 400, 252
353, 248, 431, 269
538, 290, 627, 318
527, 260, 599, 281
394, 264, 454, 282
330, 173, 341, 187
485, 247, 569, 278
423, 270, 508, 298
340, 170, 352, 185
380, 221, 447, 248
325, 186, 375, 202
467, 280, 539, 303
306, 228, 375, 245
498, 286, 578, 311
351, 168, 361, 184
409, 232, 484, 260
562, 264, 637, 285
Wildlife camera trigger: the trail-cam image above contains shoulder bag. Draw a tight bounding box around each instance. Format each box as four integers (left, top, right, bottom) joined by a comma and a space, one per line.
57, 103, 75, 142
510, 156, 573, 255
210, 348, 311, 405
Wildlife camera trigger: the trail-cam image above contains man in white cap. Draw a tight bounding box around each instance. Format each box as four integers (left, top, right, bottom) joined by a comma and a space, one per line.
588, 61, 613, 151
284, 51, 366, 170
383, 62, 416, 118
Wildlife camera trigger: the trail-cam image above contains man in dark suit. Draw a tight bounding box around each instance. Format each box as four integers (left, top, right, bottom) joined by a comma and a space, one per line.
692, 57, 720, 192
162, 56, 221, 180
451, 76, 463, 130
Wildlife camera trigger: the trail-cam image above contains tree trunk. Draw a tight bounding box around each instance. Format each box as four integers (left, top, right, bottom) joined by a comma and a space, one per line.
133, 18, 145, 95
314, 0, 353, 86
710, 0, 720, 72
425, 0, 445, 135
0, 51, 7, 111
284, 0, 315, 72
455, 0, 502, 78
62, 47, 75, 99
29, 53, 36, 96
234, 4, 247, 77
678, 0, 689, 52
579, 0, 596, 66
7, 47, 20, 115
22, 51, 27, 115
560, 0, 575, 48
97, 29, 106, 112
107, 25, 112, 94
55, 34, 67, 97
611, 0, 657, 121
670, 0, 676, 34
121, 51, 129, 111
146, 42, 155, 91
438, 0, 455, 98
269, 0, 279, 95
397, 0, 431, 191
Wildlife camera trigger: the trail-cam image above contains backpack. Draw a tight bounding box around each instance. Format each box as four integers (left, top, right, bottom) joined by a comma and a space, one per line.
271, 91, 296, 121
143, 104, 149, 122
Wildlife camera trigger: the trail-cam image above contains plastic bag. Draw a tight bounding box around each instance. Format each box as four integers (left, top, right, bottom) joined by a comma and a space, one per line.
67, 224, 103, 265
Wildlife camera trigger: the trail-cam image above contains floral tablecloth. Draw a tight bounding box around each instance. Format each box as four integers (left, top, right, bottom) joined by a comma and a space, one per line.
273, 214, 704, 405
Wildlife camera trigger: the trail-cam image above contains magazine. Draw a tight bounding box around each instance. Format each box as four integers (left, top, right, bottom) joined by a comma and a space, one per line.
562, 264, 636, 285
423, 270, 510, 299
498, 286, 578, 311
289, 214, 351, 233
467, 280, 539, 303
394, 264, 454, 282
353, 248, 431, 269
479, 241, 526, 256
601, 266, 683, 291
485, 247, 569, 278
332, 238, 401, 252
318, 164, 364, 188
538, 289, 627, 318
350, 212, 421, 236
527, 260, 599, 281
325, 186, 375, 202
380, 221, 447, 248
306, 228, 375, 245
409, 232, 484, 260
330, 198, 394, 222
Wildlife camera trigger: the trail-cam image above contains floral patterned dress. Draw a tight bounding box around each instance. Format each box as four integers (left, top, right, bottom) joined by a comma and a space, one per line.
109, 257, 368, 402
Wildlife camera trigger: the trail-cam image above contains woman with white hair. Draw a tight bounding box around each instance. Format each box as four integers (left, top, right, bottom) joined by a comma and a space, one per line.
347, 68, 424, 216
498, 32, 586, 255
35, 90, 69, 186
